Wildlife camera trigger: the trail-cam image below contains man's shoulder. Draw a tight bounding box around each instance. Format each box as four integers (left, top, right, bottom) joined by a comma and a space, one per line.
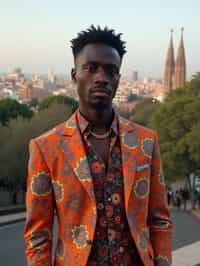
33, 111, 77, 144
133, 122, 156, 138
32, 121, 67, 144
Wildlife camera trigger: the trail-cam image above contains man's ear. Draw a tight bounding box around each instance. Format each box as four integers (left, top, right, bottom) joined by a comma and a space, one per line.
71, 68, 77, 83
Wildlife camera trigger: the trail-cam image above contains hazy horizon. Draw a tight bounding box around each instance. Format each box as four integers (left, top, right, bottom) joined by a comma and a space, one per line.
1, 1, 200, 80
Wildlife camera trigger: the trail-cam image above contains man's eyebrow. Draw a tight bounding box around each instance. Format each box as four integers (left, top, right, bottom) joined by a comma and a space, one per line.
84, 61, 119, 68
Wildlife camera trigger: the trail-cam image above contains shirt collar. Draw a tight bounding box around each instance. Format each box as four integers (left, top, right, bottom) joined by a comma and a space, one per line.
77, 109, 119, 136
77, 109, 90, 134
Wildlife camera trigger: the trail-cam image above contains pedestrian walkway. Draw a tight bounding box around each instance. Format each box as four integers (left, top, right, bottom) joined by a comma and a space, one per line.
170, 203, 200, 265
192, 209, 200, 220
0, 207, 200, 265
169, 200, 200, 221
170, 200, 200, 223
173, 240, 200, 266
0, 204, 25, 215
0, 212, 26, 226
0, 203, 199, 228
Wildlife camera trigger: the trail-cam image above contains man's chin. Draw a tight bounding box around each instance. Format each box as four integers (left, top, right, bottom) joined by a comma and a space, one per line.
89, 100, 110, 111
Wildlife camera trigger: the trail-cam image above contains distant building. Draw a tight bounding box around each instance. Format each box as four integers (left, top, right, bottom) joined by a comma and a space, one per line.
163, 30, 175, 93
48, 69, 56, 83
163, 28, 186, 94
7, 67, 24, 81
173, 28, 186, 89
132, 71, 138, 82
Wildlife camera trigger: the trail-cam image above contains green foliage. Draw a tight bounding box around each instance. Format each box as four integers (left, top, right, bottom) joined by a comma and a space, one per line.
0, 103, 74, 190
165, 72, 200, 101
131, 98, 160, 127
150, 73, 200, 182
115, 107, 133, 120
38, 95, 78, 112
186, 122, 200, 163
1, 73, 200, 193
28, 98, 38, 108
0, 98, 33, 126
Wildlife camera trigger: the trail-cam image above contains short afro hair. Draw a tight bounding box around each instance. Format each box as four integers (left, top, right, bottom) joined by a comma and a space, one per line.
70, 25, 126, 59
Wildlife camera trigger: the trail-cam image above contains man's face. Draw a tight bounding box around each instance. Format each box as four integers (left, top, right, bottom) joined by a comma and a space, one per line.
71, 43, 121, 111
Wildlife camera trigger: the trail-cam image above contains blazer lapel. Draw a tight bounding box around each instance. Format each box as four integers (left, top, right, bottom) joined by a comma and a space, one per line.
118, 116, 139, 211
60, 112, 95, 203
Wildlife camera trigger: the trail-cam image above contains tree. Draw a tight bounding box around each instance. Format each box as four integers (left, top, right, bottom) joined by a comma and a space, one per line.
0, 103, 74, 202
150, 73, 200, 206
115, 106, 133, 120
131, 98, 160, 127
127, 93, 139, 102
0, 98, 33, 126
38, 95, 78, 112
28, 98, 38, 108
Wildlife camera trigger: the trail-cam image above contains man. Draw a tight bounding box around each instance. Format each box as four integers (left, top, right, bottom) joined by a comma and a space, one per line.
24, 25, 172, 266
181, 188, 189, 211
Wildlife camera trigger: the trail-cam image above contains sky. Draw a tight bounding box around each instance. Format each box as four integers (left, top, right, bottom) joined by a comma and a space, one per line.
0, 0, 200, 79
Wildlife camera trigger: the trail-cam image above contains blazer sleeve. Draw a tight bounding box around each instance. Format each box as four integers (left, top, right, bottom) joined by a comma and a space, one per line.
24, 138, 54, 266
148, 133, 173, 266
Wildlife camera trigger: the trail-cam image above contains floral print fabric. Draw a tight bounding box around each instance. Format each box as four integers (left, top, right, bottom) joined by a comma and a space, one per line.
77, 112, 143, 266
24, 110, 172, 266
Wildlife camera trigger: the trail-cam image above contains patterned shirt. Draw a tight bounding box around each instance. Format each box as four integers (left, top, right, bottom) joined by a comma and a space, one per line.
77, 111, 143, 266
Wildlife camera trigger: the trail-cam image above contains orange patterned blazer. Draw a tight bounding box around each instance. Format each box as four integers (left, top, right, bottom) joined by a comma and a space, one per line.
24, 111, 172, 266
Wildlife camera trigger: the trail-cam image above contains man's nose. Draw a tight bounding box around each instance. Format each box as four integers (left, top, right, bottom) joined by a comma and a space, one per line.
94, 67, 109, 85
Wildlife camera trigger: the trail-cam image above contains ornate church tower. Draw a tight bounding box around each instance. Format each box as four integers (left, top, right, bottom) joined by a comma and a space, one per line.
164, 29, 175, 93
173, 28, 186, 89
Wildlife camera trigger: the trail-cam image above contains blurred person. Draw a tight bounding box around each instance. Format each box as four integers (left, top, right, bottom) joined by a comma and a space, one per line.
167, 188, 173, 206
193, 189, 199, 210
182, 188, 190, 211
198, 189, 200, 210
24, 25, 172, 266
175, 190, 182, 210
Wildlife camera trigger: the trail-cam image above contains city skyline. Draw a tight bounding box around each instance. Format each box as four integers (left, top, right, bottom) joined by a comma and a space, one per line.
1, 1, 200, 79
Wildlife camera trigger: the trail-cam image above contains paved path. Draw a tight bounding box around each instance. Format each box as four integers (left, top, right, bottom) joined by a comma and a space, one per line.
170, 207, 200, 265
0, 209, 200, 265
173, 240, 200, 266
171, 208, 200, 250
0, 212, 26, 226
0, 221, 26, 266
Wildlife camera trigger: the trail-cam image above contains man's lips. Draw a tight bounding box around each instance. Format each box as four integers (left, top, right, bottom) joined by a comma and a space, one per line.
92, 91, 109, 97
91, 87, 112, 96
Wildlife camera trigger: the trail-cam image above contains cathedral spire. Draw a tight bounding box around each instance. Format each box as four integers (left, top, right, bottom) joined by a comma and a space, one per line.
163, 29, 175, 93
170, 28, 173, 41
173, 27, 186, 89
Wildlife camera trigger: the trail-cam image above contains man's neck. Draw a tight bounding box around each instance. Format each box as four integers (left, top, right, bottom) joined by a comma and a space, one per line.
79, 106, 114, 134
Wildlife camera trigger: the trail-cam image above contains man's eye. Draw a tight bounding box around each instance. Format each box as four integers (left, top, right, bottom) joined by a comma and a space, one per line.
87, 64, 97, 73
108, 68, 119, 76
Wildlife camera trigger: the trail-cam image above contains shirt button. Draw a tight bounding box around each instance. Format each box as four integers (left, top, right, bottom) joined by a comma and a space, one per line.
107, 197, 112, 202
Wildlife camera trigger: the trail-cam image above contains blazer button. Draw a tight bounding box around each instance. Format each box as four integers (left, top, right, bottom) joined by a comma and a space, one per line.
87, 240, 92, 245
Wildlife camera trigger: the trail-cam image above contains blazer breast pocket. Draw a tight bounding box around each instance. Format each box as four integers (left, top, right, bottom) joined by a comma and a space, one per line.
136, 163, 150, 173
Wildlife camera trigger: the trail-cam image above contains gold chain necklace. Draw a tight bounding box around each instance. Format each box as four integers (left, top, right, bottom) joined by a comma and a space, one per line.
90, 130, 110, 139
